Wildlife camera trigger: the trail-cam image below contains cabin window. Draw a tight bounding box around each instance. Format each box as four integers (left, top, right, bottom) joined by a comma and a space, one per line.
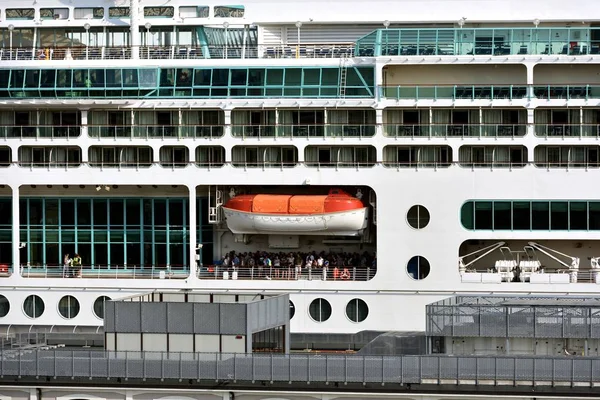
40, 8, 69, 20
144, 7, 174, 17
0, 148, 10, 167
74, 7, 104, 19
6, 8, 34, 20
461, 200, 600, 231
196, 146, 225, 167
214, 5, 244, 18
108, 7, 130, 18
179, 6, 209, 18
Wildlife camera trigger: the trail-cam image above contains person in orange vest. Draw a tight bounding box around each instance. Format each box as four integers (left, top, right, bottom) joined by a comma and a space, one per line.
333, 266, 340, 280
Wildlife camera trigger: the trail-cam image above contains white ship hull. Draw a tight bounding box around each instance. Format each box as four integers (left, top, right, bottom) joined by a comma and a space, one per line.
223, 207, 368, 236
1, 0, 600, 338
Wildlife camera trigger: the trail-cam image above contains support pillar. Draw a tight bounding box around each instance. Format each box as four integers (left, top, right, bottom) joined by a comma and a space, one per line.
130, 0, 141, 59
374, 62, 384, 101
188, 185, 197, 279
526, 63, 535, 99
11, 185, 20, 276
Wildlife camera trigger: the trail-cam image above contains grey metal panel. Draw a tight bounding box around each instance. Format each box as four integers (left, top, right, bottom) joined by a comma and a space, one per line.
141, 303, 167, 333
193, 303, 220, 334
167, 303, 194, 334
247, 294, 289, 333
114, 302, 141, 333
6, 349, 600, 387
219, 303, 246, 335
104, 301, 116, 332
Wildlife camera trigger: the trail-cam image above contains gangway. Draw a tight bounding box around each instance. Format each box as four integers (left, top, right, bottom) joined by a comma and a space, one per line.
526, 242, 579, 283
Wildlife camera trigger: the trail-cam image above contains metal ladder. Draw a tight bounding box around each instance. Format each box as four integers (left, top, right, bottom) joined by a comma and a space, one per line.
208, 185, 223, 224
338, 59, 348, 98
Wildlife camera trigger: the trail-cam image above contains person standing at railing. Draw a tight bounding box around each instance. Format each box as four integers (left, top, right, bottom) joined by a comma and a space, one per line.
71, 253, 82, 278
63, 253, 71, 278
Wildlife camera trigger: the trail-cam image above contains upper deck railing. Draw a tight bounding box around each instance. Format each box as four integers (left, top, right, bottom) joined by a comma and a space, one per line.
356, 27, 600, 57
0, 44, 355, 61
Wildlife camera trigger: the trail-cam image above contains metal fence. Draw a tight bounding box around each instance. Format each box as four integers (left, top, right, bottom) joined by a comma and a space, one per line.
2, 350, 600, 386
427, 295, 600, 339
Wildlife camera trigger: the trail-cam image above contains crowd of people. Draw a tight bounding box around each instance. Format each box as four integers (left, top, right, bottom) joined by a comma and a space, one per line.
210, 250, 377, 280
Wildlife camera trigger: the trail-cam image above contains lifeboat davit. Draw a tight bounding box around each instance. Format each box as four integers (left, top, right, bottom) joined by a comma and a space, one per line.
223, 189, 368, 236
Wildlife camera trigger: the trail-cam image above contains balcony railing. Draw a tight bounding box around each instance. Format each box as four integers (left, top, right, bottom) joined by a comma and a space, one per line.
5, 160, 600, 170
0, 125, 80, 139
533, 85, 600, 99
534, 124, 600, 138
20, 264, 189, 279
381, 85, 600, 101
384, 124, 526, 138
231, 124, 376, 139
380, 85, 529, 100
0, 44, 355, 61
198, 265, 375, 281
88, 125, 224, 139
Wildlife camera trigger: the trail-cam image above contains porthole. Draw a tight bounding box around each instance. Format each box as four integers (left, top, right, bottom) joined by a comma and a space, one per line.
93, 296, 111, 319
58, 295, 80, 319
407, 205, 430, 229
346, 298, 368, 323
0, 295, 9, 318
289, 300, 295, 319
407, 256, 430, 280
309, 298, 331, 322
23, 295, 44, 318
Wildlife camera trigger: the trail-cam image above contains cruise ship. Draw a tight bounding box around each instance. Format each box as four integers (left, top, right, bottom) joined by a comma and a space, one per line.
0, 0, 599, 338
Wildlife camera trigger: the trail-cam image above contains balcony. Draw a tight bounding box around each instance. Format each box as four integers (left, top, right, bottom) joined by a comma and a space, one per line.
534, 124, 600, 138
356, 27, 600, 57
384, 124, 526, 138
0, 125, 80, 139
88, 125, 224, 139
231, 124, 376, 139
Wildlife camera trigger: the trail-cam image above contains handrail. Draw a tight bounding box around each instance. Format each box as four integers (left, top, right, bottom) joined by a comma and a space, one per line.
198, 265, 375, 281
20, 264, 189, 279
379, 84, 600, 101
6, 160, 600, 170
0, 44, 356, 61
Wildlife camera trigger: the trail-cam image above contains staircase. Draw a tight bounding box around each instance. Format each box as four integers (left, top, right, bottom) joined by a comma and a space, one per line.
338, 59, 348, 98
208, 185, 223, 224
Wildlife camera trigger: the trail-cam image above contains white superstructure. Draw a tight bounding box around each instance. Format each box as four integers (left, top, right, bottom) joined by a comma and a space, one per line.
0, 0, 600, 336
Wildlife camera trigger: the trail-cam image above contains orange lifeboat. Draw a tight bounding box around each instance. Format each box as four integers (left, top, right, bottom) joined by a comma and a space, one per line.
222, 189, 368, 236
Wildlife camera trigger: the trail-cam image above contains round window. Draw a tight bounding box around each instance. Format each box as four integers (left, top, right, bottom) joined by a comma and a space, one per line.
309, 298, 332, 322
0, 295, 10, 318
346, 298, 368, 323
58, 295, 80, 319
407, 256, 431, 280
93, 296, 111, 319
23, 295, 44, 318
407, 205, 430, 229
289, 300, 295, 319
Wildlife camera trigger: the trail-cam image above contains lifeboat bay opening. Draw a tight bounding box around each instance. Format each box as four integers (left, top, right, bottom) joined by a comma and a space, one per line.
202, 185, 377, 282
